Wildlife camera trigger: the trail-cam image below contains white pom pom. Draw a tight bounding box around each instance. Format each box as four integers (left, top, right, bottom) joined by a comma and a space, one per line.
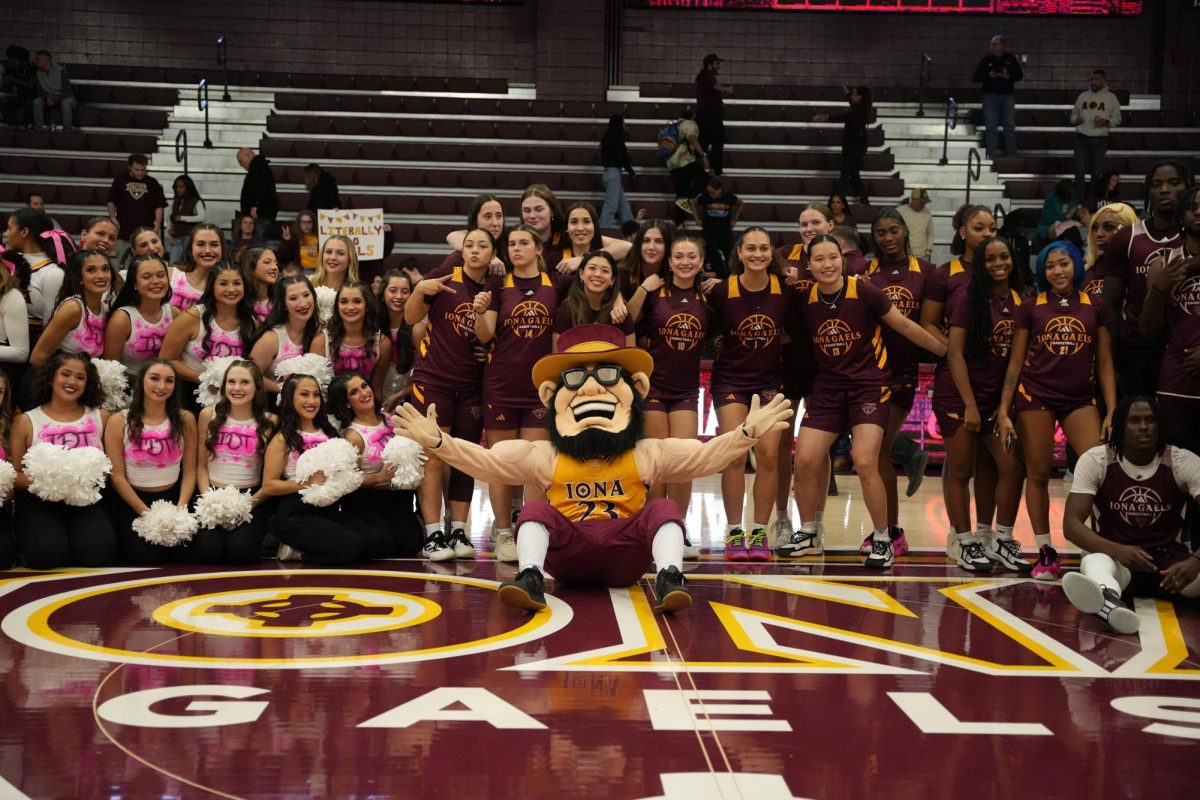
22, 443, 112, 506
315, 285, 338, 327
274, 353, 333, 393
194, 355, 243, 408
194, 486, 255, 530
295, 438, 363, 506
381, 434, 426, 489
0, 460, 16, 505
132, 499, 199, 546
92, 358, 131, 411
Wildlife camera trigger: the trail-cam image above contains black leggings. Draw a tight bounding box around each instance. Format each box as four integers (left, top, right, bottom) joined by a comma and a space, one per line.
110, 484, 194, 565
193, 489, 277, 564
17, 493, 116, 569
0, 506, 13, 569
342, 486, 423, 557
272, 494, 383, 565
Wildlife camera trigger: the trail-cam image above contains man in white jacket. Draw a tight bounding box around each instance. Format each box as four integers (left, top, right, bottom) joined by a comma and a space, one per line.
1071, 69, 1122, 205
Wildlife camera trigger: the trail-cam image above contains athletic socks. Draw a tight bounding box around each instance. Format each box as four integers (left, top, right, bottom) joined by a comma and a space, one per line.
955, 526, 973, 544
995, 524, 1015, 541
1034, 533, 1052, 548
424, 522, 442, 537
727, 522, 743, 536
652, 522, 686, 572
450, 520, 467, 534
516, 520, 550, 573
871, 528, 888, 542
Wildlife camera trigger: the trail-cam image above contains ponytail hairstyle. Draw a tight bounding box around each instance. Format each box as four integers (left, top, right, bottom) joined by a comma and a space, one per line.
950, 204, 993, 257
205, 359, 273, 457
729, 226, 787, 277
564, 201, 604, 253
870, 207, 912, 258
125, 359, 185, 450
566, 250, 621, 326
2, 208, 56, 295
507, 224, 546, 273
520, 183, 565, 238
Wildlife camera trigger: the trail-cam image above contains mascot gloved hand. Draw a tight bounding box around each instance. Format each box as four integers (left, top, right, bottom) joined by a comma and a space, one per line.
392, 324, 792, 616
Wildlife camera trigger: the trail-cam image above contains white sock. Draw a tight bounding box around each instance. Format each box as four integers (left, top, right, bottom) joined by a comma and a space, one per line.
1034, 533, 1052, 548
424, 522, 442, 537
955, 526, 972, 544
652, 522, 685, 572
726, 522, 743, 535
975, 522, 994, 537
516, 521, 549, 573
871, 528, 888, 542
496, 527, 512, 539
1080, 552, 1130, 593
995, 524, 1015, 541
798, 523, 816, 534
450, 519, 467, 534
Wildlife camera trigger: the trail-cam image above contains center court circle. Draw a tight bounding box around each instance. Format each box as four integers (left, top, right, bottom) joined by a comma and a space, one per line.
1, 569, 573, 669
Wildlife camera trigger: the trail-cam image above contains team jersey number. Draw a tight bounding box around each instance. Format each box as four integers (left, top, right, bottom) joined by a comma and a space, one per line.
577, 500, 620, 521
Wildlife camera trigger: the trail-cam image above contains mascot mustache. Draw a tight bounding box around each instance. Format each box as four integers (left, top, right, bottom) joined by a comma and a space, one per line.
547, 372, 645, 462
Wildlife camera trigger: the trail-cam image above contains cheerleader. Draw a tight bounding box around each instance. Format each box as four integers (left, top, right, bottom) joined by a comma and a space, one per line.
933, 237, 1027, 573
29, 248, 112, 366
627, 233, 712, 520
0, 370, 14, 568
169, 223, 226, 312
103, 360, 197, 563
709, 227, 797, 560
240, 246, 279, 322
997, 241, 1117, 581
160, 263, 257, 410
553, 250, 635, 344
864, 209, 933, 550
473, 225, 566, 561
78, 216, 119, 259
10, 353, 114, 569
377, 269, 420, 408
789, 235, 946, 568
328, 374, 422, 557
260, 374, 379, 564
193, 360, 277, 563
247, 274, 326, 394
104, 253, 173, 381
618, 220, 672, 299
3, 208, 67, 323
126, 226, 166, 261
405, 228, 493, 561
327, 281, 391, 396
312, 234, 359, 292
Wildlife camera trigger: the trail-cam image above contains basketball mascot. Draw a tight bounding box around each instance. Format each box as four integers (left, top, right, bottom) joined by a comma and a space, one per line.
392, 323, 792, 613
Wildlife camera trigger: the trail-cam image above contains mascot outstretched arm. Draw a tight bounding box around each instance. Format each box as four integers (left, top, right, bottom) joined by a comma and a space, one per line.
393, 324, 791, 614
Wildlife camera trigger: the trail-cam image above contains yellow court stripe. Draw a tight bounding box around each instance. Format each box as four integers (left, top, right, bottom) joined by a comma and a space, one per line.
1146, 599, 1200, 675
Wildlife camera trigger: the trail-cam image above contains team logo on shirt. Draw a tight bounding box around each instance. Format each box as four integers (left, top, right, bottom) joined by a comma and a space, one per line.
992, 319, 1015, 357
1082, 278, 1104, 296
881, 285, 919, 317
126, 181, 149, 200
1136, 248, 1175, 275
814, 319, 862, 357
446, 302, 478, 338
1113, 485, 1171, 527
506, 300, 553, 338
659, 313, 705, 352
1173, 276, 1200, 315
1038, 316, 1090, 356
733, 314, 779, 349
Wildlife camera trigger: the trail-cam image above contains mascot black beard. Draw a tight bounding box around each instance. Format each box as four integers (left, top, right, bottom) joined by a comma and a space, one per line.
393, 323, 791, 613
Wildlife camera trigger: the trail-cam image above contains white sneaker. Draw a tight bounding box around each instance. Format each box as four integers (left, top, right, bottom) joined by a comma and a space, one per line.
277, 543, 303, 561
421, 531, 456, 562
985, 534, 1033, 572
682, 539, 701, 560
771, 518, 792, 551
864, 536, 894, 569
956, 537, 994, 573
1062, 572, 1139, 634
495, 530, 518, 563
945, 532, 960, 561
779, 529, 822, 557
448, 528, 476, 558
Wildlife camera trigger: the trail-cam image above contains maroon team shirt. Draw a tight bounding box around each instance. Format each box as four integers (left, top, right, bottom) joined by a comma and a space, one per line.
1081, 266, 1104, 298
484, 271, 570, 408
709, 274, 796, 393
411, 265, 489, 393
1090, 446, 1191, 548
1093, 221, 1184, 340
552, 302, 635, 336
1014, 290, 1114, 407
843, 249, 869, 276
923, 258, 973, 328
636, 283, 712, 400
935, 288, 1022, 409
800, 275, 894, 387
868, 256, 932, 374
1158, 248, 1200, 399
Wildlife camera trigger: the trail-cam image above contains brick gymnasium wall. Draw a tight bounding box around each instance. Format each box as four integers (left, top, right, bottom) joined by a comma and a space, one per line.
9, 0, 1187, 106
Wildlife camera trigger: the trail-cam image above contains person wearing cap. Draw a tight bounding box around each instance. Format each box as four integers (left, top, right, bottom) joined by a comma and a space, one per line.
695, 53, 732, 176
391, 323, 793, 613
972, 35, 1023, 158
896, 187, 935, 260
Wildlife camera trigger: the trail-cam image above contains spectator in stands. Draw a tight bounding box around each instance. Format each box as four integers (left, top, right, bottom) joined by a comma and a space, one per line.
31, 50, 76, 132
666, 107, 707, 222
168, 175, 205, 265
1036, 179, 1077, 243
827, 192, 853, 229
1093, 171, 1123, 209
1, 45, 37, 128
236, 147, 279, 241
972, 34, 1023, 159
304, 163, 340, 213
814, 87, 873, 205
25, 192, 59, 229
105, 153, 167, 258
599, 114, 636, 229
277, 210, 320, 272
231, 213, 264, 260
692, 176, 741, 279
896, 187, 934, 260
695, 54, 731, 176
1072, 69, 1122, 206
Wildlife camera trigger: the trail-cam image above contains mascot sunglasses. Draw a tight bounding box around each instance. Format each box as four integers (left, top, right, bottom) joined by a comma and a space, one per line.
560, 365, 622, 390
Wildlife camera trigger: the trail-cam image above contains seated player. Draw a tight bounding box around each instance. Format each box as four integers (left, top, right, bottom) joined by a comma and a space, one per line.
392, 323, 792, 613
1062, 396, 1200, 635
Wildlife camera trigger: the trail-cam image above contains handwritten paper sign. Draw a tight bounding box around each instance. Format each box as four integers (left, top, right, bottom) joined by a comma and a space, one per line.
318, 209, 385, 259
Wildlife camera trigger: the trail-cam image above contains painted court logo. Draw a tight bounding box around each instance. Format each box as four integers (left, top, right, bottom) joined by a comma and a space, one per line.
814, 319, 861, 357
733, 314, 779, 349
506, 300, 553, 338
1040, 316, 1089, 356
1113, 486, 1170, 527
658, 312, 705, 351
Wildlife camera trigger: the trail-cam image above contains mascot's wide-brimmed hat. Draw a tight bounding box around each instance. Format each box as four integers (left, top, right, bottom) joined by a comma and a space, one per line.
531, 323, 654, 389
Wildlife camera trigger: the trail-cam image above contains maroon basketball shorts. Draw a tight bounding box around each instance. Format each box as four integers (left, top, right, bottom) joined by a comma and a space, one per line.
515, 498, 684, 588
781, 342, 817, 400
711, 384, 782, 409
889, 367, 919, 412
484, 403, 547, 431
411, 381, 483, 436
1012, 382, 1095, 422
802, 380, 891, 433
933, 385, 1000, 439
644, 388, 700, 415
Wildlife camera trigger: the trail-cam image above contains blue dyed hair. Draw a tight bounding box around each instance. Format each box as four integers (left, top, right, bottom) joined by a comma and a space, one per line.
1033, 240, 1084, 293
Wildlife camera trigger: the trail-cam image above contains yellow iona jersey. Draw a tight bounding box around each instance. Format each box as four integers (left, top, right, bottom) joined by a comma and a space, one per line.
546, 450, 647, 522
